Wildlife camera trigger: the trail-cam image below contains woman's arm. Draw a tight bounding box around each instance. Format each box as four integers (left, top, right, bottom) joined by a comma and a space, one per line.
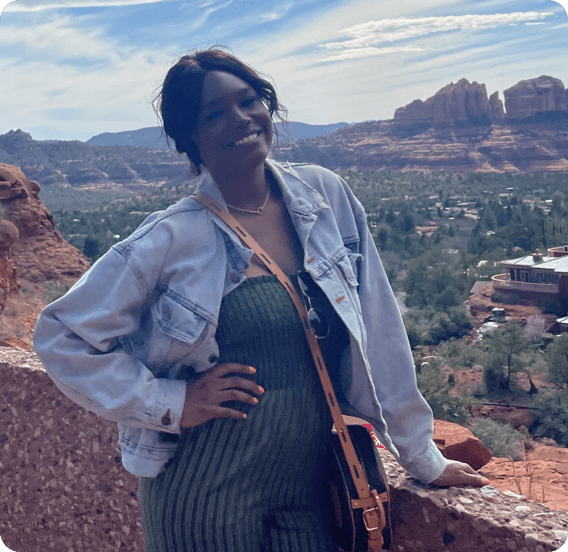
33, 248, 188, 434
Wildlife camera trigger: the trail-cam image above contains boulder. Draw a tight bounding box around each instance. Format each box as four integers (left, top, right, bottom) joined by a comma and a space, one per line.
433, 419, 493, 470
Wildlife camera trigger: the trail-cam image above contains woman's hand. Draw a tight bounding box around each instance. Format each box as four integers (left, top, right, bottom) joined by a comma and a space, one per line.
180, 363, 264, 428
429, 460, 490, 487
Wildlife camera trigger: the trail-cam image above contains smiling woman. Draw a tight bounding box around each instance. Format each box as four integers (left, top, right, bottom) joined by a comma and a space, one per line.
33, 46, 486, 552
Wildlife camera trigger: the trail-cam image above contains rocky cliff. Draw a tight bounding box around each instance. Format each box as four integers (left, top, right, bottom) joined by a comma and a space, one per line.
394, 79, 504, 127
394, 76, 568, 128
271, 76, 568, 173
0, 164, 90, 286
0, 164, 90, 347
504, 75, 568, 120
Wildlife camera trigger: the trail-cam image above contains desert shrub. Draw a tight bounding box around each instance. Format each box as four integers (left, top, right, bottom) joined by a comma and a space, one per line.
403, 317, 422, 349
426, 306, 474, 345
483, 364, 508, 395
469, 418, 526, 459
471, 382, 485, 398
537, 298, 566, 316
416, 359, 469, 425
491, 291, 522, 305
546, 333, 568, 388
530, 392, 568, 447
43, 281, 70, 305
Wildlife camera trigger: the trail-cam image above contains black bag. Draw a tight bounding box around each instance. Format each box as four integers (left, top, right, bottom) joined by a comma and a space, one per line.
326, 424, 392, 552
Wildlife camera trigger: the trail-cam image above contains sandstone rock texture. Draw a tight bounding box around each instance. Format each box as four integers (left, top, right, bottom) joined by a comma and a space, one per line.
2, 350, 567, 552
394, 76, 568, 128
0, 164, 90, 287
504, 76, 568, 119
394, 78, 504, 127
433, 419, 493, 470
0, 220, 20, 314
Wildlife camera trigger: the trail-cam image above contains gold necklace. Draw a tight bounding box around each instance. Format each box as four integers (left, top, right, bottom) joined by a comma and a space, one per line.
226, 188, 271, 215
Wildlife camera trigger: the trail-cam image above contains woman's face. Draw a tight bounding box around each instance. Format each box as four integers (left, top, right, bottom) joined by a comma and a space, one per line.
192, 70, 273, 175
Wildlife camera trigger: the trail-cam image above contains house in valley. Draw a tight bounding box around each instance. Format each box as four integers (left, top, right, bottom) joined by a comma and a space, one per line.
492, 246, 568, 304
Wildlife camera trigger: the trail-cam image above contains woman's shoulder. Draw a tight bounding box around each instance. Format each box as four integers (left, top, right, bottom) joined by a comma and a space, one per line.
113, 196, 212, 259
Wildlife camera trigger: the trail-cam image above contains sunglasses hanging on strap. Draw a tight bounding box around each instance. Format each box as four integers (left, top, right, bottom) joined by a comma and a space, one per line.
193, 190, 392, 552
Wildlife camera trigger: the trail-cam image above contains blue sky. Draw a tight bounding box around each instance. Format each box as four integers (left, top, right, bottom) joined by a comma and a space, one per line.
0, 0, 567, 141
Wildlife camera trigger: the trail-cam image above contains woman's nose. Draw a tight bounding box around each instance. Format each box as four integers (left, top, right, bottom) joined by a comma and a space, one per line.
231, 106, 251, 127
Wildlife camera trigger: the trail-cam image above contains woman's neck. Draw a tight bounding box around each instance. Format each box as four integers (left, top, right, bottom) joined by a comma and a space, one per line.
212, 163, 271, 211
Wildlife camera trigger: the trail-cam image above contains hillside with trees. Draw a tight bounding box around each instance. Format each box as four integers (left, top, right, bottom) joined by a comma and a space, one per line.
38, 166, 568, 455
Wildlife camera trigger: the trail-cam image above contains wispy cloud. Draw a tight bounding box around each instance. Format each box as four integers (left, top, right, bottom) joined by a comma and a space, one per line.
318, 12, 554, 62
183, 0, 233, 33
5, 0, 175, 11
0, 16, 118, 61
319, 45, 423, 62
260, 3, 292, 23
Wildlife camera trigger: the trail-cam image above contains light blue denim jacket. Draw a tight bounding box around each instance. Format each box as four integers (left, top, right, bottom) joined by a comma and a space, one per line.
33, 159, 447, 483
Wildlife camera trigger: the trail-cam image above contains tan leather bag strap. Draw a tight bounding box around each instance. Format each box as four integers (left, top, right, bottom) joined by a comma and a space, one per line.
193, 191, 386, 546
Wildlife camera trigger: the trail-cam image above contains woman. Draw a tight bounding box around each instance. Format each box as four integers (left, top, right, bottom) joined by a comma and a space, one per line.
33, 48, 485, 551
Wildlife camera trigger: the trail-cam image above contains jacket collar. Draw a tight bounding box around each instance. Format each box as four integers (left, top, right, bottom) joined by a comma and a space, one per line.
197, 159, 329, 217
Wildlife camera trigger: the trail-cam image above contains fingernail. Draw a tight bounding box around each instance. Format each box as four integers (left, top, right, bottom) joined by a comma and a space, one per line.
242, 413, 247, 419
253, 398, 259, 405
258, 386, 264, 394
481, 477, 490, 486
249, 366, 256, 373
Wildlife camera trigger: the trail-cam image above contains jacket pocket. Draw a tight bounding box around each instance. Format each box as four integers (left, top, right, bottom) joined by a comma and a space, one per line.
146, 293, 210, 370
153, 293, 208, 343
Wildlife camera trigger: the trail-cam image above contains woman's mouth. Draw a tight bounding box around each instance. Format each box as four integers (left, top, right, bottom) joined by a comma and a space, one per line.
231, 132, 260, 147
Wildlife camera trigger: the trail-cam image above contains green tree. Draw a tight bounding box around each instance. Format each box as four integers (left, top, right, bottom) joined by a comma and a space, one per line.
547, 333, 568, 388
484, 323, 527, 391
426, 306, 474, 345
83, 236, 100, 259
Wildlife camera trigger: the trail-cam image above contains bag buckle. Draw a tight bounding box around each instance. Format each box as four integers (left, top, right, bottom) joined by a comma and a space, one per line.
362, 489, 386, 532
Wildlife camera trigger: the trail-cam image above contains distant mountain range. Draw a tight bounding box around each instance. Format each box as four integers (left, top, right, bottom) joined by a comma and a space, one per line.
1, 75, 567, 189
86, 121, 351, 149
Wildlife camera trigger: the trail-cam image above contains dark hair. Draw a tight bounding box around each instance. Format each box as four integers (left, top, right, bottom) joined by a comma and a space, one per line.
154, 47, 287, 174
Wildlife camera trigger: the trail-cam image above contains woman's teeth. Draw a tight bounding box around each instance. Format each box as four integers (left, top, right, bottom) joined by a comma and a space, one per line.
233, 133, 258, 146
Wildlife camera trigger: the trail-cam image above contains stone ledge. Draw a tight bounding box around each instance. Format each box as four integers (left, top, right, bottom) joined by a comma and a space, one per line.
1, 351, 567, 551
381, 450, 568, 552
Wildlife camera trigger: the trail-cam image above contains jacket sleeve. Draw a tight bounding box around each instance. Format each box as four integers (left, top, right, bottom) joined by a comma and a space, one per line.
33, 246, 187, 434
335, 174, 448, 483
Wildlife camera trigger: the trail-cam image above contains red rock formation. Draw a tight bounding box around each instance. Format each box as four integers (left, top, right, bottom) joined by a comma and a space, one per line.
504, 76, 568, 119
433, 419, 493, 470
0, 164, 90, 286
394, 79, 502, 126
0, 219, 20, 313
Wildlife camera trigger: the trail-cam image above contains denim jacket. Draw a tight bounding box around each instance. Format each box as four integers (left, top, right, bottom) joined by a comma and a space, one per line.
33, 159, 447, 483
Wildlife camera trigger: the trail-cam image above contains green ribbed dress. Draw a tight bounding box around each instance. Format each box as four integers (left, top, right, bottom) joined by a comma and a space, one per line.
139, 275, 343, 552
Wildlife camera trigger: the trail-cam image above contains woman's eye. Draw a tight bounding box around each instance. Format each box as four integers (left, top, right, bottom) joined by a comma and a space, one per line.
242, 97, 258, 107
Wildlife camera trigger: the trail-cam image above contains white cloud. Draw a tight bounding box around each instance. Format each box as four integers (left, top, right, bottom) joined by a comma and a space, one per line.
319, 45, 423, 63
5, 0, 175, 11
318, 12, 554, 62
0, 16, 120, 62
260, 3, 292, 23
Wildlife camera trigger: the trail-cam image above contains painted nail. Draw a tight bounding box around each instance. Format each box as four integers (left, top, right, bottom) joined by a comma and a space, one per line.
249, 366, 256, 373
258, 386, 264, 394
481, 477, 490, 486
